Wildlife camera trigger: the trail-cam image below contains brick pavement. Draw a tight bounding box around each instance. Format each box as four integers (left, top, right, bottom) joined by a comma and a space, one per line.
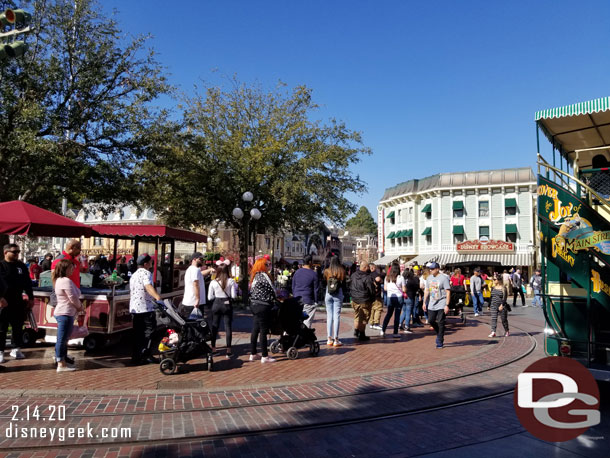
0, 308, 543, 455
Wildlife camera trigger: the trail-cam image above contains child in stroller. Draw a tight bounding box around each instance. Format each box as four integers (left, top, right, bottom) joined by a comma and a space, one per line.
268, 297, 320, 359
154, 300, 214, 375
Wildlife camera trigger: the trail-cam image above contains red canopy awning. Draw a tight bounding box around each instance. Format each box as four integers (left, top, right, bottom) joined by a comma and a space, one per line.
91, 224, 207, 243
0, 201, 92, 237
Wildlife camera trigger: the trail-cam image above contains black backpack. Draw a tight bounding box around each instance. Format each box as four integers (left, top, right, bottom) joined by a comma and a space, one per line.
327, 277, 340, 294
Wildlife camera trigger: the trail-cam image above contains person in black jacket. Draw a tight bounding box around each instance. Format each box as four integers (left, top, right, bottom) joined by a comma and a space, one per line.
350, 263, 376, 341
40, 253, 53, 272
0, 244, 34, 363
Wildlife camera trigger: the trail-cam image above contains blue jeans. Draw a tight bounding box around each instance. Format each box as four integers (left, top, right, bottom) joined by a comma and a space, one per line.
399, 296, 414, 329
471, 292, 484, 314
533, 290, 542, 307
325, 292, 343, 339
55, 314, 74, 362
383, 296, 403, 334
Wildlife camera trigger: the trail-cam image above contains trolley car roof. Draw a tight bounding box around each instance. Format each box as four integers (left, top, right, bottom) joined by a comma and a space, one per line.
536, 96, 610, 157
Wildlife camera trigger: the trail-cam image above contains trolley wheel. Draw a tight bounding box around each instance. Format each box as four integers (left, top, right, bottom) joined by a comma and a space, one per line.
83, 334, 100, 352
159, 358, 177, 375
21, 328, 38, 347
207, 354, 214, 372
270, 340, 281, 354
310, 341, 320, 356
286, 347, 299, 360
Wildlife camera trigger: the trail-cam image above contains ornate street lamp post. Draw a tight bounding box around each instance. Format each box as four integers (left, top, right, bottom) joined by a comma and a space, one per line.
233, 192, 262, 304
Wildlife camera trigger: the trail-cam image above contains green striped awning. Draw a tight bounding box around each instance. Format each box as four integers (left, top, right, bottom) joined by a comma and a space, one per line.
386, 211, 395, 219
506, 224, 518, 234
398, 230, 408, 237
452, 201, 464, 210
404, 229, 413, 237
421, 227, 432, 236
387, 231, 395, 238
505, 198, 517, 208
452, 225, 464, 235
535, 96, 610, 121
421, 204, 432, 213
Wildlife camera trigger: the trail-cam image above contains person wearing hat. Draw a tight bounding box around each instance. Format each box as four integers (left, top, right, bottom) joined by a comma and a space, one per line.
128, 254, 161, 365
181, 252, 208, 320
529, 269, 543, 308
423, 262, 451, 349
469, 268, 484, 317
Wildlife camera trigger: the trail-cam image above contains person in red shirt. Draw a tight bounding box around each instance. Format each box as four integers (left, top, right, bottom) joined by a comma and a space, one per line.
449, 268, 465, 287
51, 240, 82, 288
29, 259, 42, 284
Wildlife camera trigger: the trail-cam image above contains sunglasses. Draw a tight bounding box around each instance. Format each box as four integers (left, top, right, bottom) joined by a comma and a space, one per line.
8, 250, 20, 254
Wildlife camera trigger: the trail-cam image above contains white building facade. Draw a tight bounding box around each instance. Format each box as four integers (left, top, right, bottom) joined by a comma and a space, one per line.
376, 168, 537, 269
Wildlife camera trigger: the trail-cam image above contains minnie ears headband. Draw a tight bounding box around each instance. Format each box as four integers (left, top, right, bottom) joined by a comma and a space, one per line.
215, 257, 231, 267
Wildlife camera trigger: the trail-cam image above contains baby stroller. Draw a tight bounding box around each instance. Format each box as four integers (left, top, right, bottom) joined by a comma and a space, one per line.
154, 300, 213, 375
448, 285, 467, 324
269, 297, 320, 359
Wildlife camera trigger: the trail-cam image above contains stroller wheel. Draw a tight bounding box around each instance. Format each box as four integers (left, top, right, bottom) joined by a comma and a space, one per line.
207, 354, 214, 372
160, 358, 177, 375
286, 347, 299, 360
309, 341, 320, 356
270, 340, 281, 354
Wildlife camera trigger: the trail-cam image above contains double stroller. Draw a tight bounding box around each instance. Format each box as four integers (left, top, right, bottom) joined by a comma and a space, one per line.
154, 300, 214, 375
269, 297, 320, 359
448, 285, 468, 324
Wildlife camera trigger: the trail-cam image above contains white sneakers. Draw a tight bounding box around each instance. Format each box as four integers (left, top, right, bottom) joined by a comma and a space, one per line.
249, 354, 260, 361
0, 353, 5, 364
57, 364, 77, 372
10, 349, 25, 359
261, 356, 276, 363
488, 331, 496, 338
474, 313, 480, 317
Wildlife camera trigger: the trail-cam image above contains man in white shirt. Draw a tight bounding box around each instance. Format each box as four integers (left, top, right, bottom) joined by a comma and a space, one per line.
129, 254, 161, 365
181, 252, 208, 320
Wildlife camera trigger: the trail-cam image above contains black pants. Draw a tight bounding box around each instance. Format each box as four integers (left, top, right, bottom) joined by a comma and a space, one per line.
0, 305, 25, 351
211, 298, 233, 348
250, 302, 272, 357
382, 296, 402, 334
132, 311, 156, 361
512, 287, 525, 306
427, 309, 446, 346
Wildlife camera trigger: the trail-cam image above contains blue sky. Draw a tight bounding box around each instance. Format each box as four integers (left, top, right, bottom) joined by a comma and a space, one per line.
104, 0, 610, 221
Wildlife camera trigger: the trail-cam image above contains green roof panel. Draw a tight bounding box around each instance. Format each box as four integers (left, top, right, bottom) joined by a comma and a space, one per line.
421, 204, 432, 213
421, 227, 432, 236
506, 224, 518, 234
386, 211, 395, 219
405, 229, 413, 237
452, 201, 464, 210
387, 231, 395, 238
505, 198, 517, 208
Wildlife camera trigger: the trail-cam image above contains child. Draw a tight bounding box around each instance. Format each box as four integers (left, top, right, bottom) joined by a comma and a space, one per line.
489, 276, 509, 338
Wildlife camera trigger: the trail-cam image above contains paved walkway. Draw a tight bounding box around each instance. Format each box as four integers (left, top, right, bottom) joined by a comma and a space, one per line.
0, 303, 607, 457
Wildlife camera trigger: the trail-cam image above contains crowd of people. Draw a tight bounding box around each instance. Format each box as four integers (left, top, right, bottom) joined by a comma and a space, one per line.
0, 239, 543, 371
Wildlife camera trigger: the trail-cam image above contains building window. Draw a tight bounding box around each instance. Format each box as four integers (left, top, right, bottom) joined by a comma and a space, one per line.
453, 234, 465, 243
479, 226, 490, 239
94, 237, 103, 246
452, 201, 464, 218
479, 201, 489, 217
265, 237, 270, 248
505, 198, 517, 216
506, 233, 517, 243
426, 234, 432, 245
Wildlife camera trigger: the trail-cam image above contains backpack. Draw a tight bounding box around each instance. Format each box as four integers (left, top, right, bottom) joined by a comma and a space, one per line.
327, 277, 340, 294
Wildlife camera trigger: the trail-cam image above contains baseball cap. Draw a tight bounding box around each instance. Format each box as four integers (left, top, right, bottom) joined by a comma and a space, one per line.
474, 267, 481, 272
191, 252, 204, 261
137, 253, 151, 265
428, 262, 440, 269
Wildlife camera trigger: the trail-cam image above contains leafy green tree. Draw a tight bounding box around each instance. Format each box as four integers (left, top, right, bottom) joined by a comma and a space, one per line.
138, 80, 370, 297
0, 0, 170, 212
345, 206, 377, 236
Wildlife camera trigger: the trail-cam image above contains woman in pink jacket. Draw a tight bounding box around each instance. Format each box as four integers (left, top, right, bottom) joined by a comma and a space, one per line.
53, 259, 83, 372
